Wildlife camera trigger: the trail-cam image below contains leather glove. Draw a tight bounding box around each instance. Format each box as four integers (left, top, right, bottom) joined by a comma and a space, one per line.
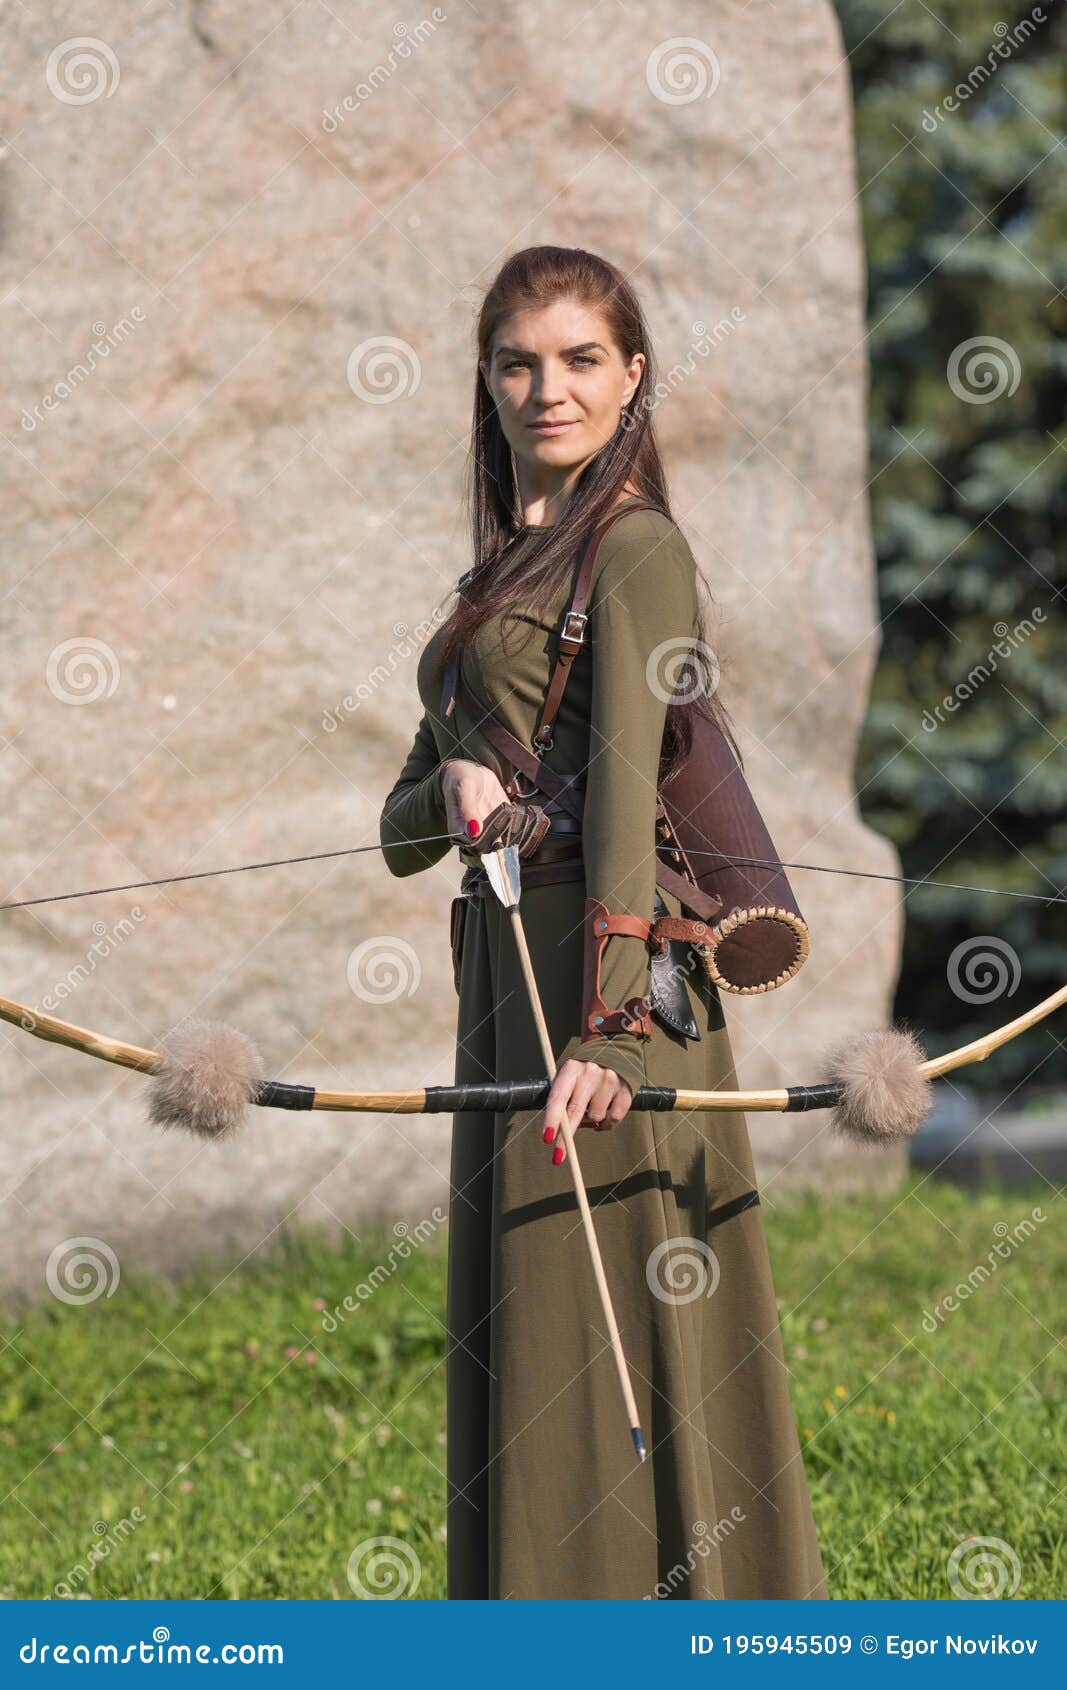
463, 800, 552, 859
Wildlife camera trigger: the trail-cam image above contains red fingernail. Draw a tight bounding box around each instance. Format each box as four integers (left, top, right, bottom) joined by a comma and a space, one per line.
552, 1145, 565, 1165
542, 1126, 555, 1143
467, 818, 480, 837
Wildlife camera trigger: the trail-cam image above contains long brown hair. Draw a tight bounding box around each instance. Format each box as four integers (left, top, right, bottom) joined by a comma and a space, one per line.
431, 244, 741, 781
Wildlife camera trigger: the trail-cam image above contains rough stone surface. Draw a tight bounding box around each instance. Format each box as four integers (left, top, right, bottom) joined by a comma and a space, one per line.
0, 1, 902, 1300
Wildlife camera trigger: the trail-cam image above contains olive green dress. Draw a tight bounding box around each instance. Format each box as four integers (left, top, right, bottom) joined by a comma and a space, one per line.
380, 498, 827, 1600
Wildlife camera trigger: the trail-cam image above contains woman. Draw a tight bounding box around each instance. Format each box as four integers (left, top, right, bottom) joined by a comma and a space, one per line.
380, 245, 826, 1600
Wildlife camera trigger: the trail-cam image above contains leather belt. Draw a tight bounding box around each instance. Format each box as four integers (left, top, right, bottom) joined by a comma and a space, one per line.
459, 822, 584, 885
459, 851, 585, 894
457, 860, 701, 1041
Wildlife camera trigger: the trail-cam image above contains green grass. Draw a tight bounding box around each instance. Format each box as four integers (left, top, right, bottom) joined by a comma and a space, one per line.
0, 1178, 1063, 1599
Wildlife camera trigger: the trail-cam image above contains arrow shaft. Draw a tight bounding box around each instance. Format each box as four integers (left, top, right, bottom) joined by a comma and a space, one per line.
505, 902, 647, 1461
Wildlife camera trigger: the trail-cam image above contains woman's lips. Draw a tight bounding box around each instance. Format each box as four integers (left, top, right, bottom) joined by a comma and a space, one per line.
529, 420, 575, 433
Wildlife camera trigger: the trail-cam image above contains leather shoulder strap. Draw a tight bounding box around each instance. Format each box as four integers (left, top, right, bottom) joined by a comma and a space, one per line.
532, 499, 661, 753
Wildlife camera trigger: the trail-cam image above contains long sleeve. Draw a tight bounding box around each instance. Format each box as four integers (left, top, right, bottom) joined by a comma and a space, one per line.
556, 512, 701, 1096
379, 710, 454, 877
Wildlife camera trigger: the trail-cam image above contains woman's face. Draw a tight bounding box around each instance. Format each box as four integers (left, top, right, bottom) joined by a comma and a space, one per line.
480, 299, 644, 478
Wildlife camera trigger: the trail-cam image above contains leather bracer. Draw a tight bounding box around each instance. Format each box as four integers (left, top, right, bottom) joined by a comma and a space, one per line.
581, 896, 658, 1040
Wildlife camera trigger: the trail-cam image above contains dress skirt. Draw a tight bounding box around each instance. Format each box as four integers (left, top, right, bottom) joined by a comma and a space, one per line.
445, 871, 828, 1600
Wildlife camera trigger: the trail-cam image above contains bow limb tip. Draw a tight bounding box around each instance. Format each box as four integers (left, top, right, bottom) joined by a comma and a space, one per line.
147, 1018, 265, 1140
820, 1026, 933, 1144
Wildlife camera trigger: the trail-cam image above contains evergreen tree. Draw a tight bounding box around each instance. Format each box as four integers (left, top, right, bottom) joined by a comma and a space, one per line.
834, 0, 1067, 1092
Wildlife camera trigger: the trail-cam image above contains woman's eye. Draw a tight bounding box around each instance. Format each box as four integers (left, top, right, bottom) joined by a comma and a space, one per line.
501, 356, 598, 371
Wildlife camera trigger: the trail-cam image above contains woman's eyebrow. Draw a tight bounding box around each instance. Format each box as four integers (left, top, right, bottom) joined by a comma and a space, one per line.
492, 341, 609, 359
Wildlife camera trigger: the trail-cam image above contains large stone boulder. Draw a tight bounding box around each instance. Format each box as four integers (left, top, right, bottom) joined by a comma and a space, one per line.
0, 0, 900, 1298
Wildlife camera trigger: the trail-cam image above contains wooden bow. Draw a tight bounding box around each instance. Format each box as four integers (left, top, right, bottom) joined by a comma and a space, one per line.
4, 979, 1067, 1142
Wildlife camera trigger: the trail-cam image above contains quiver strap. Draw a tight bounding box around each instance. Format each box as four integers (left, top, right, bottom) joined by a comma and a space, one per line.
441, 497, 812, 994
444, 660, 722, 923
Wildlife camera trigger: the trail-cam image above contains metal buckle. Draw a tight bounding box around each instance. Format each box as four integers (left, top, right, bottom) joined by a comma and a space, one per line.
561, 609, 588, 646
509, 767, 542, 799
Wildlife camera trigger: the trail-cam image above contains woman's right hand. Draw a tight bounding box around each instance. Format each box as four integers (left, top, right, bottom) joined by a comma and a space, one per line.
439, 758, 510, 845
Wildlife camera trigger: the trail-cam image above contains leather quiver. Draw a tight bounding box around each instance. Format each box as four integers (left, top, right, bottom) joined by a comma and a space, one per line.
657, 716, 810, 995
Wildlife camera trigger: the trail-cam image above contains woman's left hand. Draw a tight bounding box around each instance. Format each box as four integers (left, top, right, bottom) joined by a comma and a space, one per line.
542, 1059, 633, 1165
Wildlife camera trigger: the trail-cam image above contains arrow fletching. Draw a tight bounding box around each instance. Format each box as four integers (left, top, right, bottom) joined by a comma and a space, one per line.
483, 843, 523, 909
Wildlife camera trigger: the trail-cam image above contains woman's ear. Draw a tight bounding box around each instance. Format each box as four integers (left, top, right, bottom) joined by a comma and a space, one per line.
621, 350, 645, 407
